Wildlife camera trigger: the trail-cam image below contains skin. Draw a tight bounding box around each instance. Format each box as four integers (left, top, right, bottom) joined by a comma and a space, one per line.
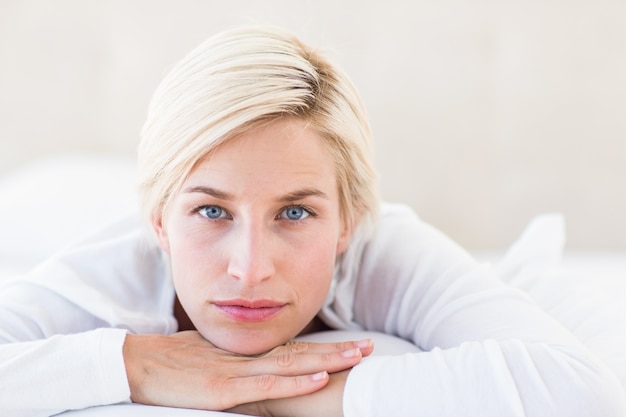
123, 118, 374, 415
156, 117, 351, 354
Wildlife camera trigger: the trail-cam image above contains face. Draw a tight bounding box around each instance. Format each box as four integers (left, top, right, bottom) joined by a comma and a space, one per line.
153, 118, 351, 355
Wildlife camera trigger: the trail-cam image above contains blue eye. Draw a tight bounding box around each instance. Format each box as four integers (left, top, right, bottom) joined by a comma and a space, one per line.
198, 205, 226, 219
279, 206, 310, 221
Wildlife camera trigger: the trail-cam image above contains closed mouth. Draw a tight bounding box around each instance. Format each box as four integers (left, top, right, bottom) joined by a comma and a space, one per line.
213, 299, 286, 322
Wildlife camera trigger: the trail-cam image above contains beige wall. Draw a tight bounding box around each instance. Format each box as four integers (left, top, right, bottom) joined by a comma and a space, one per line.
1, 0, 625, 250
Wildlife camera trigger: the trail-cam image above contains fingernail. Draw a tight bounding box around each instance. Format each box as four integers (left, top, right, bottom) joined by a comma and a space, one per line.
357, 339, 373, 349
342, 348, 361, 358
311, 371, 327, 381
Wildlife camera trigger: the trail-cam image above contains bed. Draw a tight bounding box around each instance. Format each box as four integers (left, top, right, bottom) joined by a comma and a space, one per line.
1, 155, 624, 416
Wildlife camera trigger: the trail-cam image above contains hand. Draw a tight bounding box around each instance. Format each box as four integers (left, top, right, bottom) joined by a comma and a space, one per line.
229, 370, 352, 417
123, 331, 374, 411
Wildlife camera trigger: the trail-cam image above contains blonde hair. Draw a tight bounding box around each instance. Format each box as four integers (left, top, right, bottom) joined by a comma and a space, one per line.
138, 26, 378, 233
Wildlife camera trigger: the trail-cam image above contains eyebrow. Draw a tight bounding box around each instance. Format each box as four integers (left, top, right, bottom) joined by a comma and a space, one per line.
183, 186, 234, 200
278, 188, 329, 203
182, 186, 329, 202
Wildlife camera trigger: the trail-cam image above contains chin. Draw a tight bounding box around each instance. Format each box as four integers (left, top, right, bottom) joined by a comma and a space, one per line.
202, 328, 294, 356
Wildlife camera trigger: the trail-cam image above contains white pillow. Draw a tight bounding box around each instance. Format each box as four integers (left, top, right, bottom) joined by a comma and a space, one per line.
296, 330, 421, 356
0, 154, 138, 267
58, 403, 239, 416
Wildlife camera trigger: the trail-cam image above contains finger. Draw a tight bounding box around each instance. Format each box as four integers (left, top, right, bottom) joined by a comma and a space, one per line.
244, 345, 366, 377
217, 371, 330, 409
268, 338, 374, 357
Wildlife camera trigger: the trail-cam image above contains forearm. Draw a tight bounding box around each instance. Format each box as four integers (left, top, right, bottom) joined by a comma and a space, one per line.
0, 328, 129, 417
343, 342, 625, 417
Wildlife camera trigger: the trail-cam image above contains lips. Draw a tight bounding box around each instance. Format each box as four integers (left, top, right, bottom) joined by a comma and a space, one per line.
213, 299, 286, 322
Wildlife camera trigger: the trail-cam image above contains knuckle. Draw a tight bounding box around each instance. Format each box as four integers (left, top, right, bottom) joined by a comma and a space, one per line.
321, 352, 334, 363
256, 374, 279, 392
275, 352, 296, 368
335, 341, 348, 351
291, 375, 305, 391
288, 341, 309, 353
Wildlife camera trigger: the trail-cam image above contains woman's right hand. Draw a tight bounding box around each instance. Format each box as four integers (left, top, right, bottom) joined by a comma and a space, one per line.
122, 330, 373, 411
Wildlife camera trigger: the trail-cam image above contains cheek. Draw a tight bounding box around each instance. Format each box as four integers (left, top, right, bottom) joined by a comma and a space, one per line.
167, 227, 226, 294
167, 213, 224, 262
288, 237, 338, 299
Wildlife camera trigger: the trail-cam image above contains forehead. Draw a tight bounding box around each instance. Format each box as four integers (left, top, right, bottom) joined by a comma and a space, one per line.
186, 118, 337, 192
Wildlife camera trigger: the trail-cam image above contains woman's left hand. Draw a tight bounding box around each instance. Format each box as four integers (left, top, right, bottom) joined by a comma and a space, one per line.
227, 369, 354, 417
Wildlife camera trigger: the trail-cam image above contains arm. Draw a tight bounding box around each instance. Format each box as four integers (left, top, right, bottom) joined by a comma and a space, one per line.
0, 217, 170, 416
0, 328, 129, 417
0, 272, 133, 417
342, 203, 624, 416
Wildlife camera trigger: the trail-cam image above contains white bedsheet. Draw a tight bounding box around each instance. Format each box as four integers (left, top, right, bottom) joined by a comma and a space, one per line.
59, 404, 242, 416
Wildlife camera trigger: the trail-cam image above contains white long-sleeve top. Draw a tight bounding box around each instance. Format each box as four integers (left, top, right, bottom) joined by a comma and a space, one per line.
0, 203, 623, 416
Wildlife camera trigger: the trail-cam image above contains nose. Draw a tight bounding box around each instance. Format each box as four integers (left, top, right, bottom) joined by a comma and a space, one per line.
227, 221, 276, 285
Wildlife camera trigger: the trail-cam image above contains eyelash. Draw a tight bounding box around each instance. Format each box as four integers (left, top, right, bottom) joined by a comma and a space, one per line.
193, 205, 231, 220
191, 204, 318, 221
278, 204, 317, 221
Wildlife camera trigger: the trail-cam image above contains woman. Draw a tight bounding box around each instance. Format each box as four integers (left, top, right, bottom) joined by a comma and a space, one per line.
0, 26, 623, 417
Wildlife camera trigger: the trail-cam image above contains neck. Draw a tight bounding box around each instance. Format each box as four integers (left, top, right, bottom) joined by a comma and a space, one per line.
174, 295, 196, 331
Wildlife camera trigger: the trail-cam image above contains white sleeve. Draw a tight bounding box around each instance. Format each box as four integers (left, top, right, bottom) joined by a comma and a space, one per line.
0, 282, 131, 416
0, 328, 130, 417
342, 203, 625, 417
0, 215, 173, 416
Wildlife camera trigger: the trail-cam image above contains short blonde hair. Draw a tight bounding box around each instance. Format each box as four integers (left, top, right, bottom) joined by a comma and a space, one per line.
138, 26, 378, 232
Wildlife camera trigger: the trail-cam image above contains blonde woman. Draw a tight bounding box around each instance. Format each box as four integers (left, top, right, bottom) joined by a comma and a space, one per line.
0, 26, 623, 417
